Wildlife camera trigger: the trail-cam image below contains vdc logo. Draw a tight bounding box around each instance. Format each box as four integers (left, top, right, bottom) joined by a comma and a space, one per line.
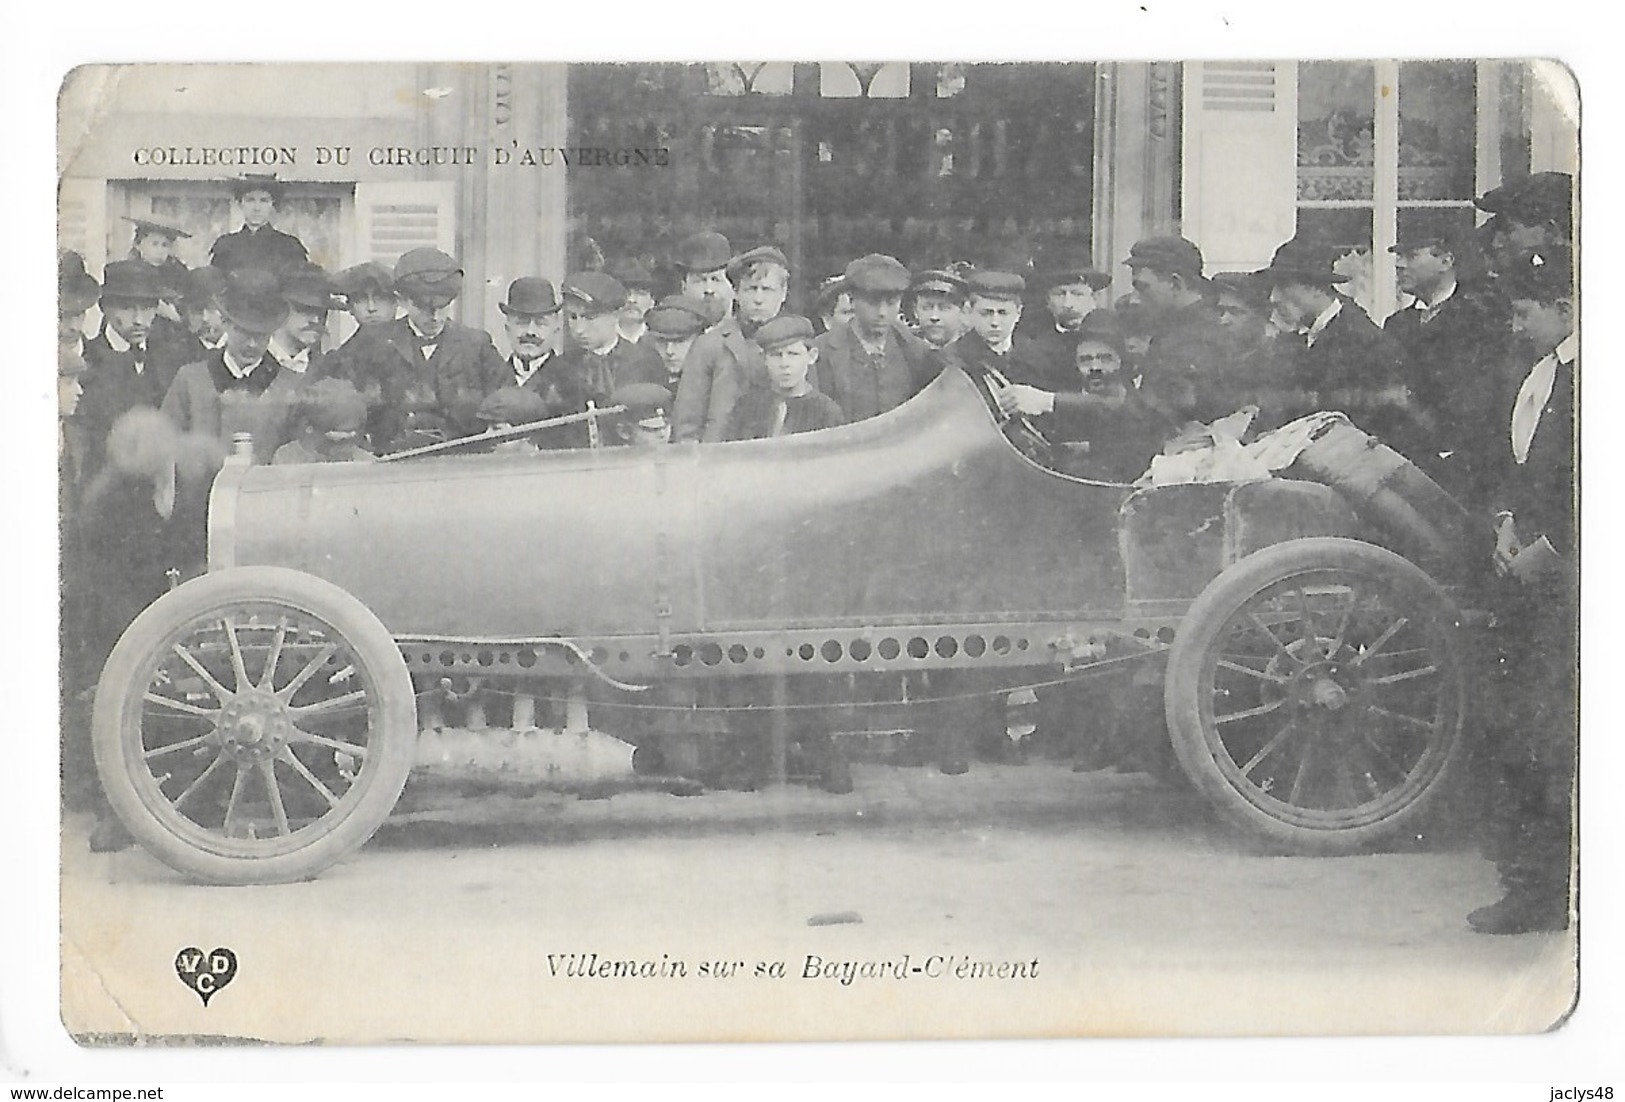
175, 947, 237, 1006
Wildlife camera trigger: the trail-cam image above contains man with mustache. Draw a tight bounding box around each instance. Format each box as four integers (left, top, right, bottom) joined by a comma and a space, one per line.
496, 277, 564, 399
79, 261, 168, 471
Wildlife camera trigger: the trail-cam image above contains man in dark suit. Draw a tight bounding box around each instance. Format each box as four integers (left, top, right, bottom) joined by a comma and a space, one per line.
1383, 226, 1513, 502
1020, 244, 1111, 387
495, 276, 564, 396
643, 294, 712, 394
1467, 247, 1577, 936
1122, 236, 1230, 425
669, 231, 767, 443
148, 266, 228, 382
1260, 236, 1418, 442
79, 261, 169, 470
208, 174, 310, 277
813, 253, 933, 424
329, 248, 506, 453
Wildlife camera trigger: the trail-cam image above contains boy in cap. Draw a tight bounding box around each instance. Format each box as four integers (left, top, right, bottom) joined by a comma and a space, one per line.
726, 316, 845, 440
209, 174, 310, 277
813, 253, 932, 423
333, 247, 506, 452
908, 269, 969, 350
729, 245, 791, 338
1120, 235, 1231, 420
161, 268, 304, 463
609, 383, 675, 449
643, 294, 712, 391
668, 231, 766, 444
1259, 235, 1415, 440
555, 270, 666, 421
335, 262, 399, 329
815, 274, 856, 335
496, 276, 564, 394
946, 268, 1053, 399
1467, 246, 1576, 936
272, 378, 374, 465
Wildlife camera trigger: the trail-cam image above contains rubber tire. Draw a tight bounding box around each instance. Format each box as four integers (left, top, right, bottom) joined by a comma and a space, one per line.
92, 566, 417, 885
1163, 537, 1466, 855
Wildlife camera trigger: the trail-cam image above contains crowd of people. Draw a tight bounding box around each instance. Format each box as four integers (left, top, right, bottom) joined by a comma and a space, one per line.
58, 171, 1577, 935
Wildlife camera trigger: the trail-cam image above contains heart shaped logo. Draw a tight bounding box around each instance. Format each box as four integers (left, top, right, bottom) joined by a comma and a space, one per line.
174, 946, 237, 1007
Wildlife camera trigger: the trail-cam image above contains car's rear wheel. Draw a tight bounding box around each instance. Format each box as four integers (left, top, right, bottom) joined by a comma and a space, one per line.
92, 567, 417, 885
1164, 538, 1466, 854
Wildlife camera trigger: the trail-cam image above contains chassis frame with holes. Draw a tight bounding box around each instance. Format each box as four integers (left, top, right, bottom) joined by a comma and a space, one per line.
93, 365, 1474, 884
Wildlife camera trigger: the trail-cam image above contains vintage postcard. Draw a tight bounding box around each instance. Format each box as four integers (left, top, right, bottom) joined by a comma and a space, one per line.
53, 59, 1580, 1049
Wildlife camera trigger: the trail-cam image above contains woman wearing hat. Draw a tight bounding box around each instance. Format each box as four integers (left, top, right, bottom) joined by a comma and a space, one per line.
208, 174, 310, 277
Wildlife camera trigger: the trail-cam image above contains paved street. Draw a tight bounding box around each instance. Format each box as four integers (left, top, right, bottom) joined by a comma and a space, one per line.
61, 756, 1576, 1044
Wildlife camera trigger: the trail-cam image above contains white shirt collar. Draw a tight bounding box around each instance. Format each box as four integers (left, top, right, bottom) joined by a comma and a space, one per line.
1555, 331, 1578, 366
512, 352, 549, 386
270, 337, 311, 374
985, 334, 1014, 356
223, 348, 263, 380
1304, 297, 1343, 346
406, 318, 444, 344
590, 334, 620, 357
1413, 277, 1457, 312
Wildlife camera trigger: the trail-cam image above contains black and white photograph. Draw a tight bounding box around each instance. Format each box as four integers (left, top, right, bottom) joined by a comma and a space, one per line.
26, 40, 1597, 1071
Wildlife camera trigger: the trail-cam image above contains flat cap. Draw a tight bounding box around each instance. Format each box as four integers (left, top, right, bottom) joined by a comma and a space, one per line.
911, 269, 969, 298
1476, 171, 1574, 231
219, 268, 290, 334
127, 216, 192, 241
752, 314, 816, 351
965, 269, 1027, 299
644, 294, 712, 338
606, 257, 655, 289
612, 382, 673, 426
844, 253, 912, 295
394, 248, 463, 284
99, 260, 163, 303
477, 386, 552, 425
281, 262, 339, 311
178, 265, 228, 306
561, 271, 629, 314
230, 173, 285, 200
334, 262, 396, 299
814, 274, 850, 310
1209, 270, 1272, 310
1123, 236, 1207, 279
1033, 244, 1110, 290
727, 245, 791, 282
1259, 237, 1350, 286
673, 231, 733, 273
499, 277, 562, 317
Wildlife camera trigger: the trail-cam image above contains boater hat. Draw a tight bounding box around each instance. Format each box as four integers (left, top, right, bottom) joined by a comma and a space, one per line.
219, 268, 291, 334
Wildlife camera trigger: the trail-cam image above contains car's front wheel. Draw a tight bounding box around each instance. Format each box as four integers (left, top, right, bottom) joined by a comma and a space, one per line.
1163, 538, 1467, 854
92, 567, 417, 885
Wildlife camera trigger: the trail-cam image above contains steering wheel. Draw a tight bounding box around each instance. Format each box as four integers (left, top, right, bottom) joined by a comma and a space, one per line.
972, 369, 1055, 466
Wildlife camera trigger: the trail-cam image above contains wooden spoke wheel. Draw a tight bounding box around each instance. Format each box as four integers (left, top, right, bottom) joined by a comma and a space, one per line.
1164, 538, 1467, 854
92, 567, 416, 885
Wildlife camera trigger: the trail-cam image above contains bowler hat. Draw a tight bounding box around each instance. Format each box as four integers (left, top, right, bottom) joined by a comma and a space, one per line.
562, 271, 629, 314
334, 262, 396, 299
59, 251, 100, 314
281, 262, 339, 311
100, 260, 163, 304
477, 386, 551, 425
844, 254, 912, 295
499, 277, 563, 317
1476, 171, 1573, 232
644, 294, 712, 338
613, 383, 673, 427
727, 245, 791, 282
231, 173, 285, 202
127, 216, 191, 242
753, 314, 816, 351
673, 231, 733, 273
1258, 237, 1350, 287
965, 269, 1026, 299
219, 268, 291, 334
394, 248, 464, 306
1034, 244, 1110, 290
1123, 236, 1207, 281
